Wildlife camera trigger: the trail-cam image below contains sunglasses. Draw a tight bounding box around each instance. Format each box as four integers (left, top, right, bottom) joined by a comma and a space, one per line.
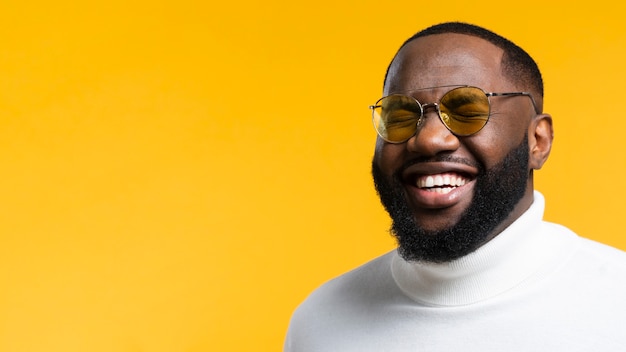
370, 85, 539, 143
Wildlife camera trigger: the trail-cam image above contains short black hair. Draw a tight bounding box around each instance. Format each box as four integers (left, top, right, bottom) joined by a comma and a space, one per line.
383, 22, 544, 100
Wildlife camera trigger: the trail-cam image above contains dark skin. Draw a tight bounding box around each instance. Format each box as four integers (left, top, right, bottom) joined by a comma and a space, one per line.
373, 33, 553, 245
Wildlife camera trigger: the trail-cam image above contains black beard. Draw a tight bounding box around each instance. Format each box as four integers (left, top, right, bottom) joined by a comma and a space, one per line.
372, 136, 530, 263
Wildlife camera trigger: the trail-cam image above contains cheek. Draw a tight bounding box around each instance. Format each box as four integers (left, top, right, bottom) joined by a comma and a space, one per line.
467, 124, 528, 168
374, 139, 405, 177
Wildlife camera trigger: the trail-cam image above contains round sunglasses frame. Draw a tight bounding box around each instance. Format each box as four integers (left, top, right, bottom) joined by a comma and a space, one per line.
369, 85, 539, 143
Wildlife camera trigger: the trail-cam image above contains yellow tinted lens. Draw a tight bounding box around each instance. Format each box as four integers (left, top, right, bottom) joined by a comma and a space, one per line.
440, 87, 490, 135
372, 95, 421, 142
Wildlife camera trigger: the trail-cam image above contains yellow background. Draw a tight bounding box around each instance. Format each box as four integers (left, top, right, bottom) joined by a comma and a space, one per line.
1, 1, 625, 351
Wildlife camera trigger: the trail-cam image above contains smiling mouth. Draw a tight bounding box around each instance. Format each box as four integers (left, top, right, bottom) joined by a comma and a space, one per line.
415, 173, 470, 194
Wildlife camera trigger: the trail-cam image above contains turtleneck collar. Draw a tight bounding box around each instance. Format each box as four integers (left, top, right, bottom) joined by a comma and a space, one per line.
390, 191, 570, 306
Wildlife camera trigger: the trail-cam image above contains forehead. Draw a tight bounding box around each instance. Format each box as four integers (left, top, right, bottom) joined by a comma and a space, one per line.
385, 33, 507, 95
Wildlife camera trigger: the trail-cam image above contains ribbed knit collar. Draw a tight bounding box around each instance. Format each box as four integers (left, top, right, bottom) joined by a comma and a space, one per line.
390, 191, 566, 306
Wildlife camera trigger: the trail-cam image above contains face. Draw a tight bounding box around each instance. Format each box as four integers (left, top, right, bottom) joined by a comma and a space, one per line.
373, 33, 543, 262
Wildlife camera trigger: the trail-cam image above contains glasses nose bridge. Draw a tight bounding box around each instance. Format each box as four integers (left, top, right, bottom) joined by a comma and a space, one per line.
419, 101, 441, 121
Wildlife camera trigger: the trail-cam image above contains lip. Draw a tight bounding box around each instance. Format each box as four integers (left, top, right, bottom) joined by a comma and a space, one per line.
401, 161, 478, 209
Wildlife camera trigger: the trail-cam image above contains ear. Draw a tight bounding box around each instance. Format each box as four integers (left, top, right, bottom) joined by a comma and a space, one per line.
528, 113, 553, 170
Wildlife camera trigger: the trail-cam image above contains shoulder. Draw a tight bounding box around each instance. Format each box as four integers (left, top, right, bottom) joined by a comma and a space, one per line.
575, 235, 626, 270
285, 251, 400, 347
294, 250, 397, 312
546, 221, 626, 264
543, 221, 626, 283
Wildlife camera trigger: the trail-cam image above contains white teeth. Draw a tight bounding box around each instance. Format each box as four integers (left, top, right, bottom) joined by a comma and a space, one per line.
424, 176, 434, 188
417, 173, 468, 189
424, 187, 454, 194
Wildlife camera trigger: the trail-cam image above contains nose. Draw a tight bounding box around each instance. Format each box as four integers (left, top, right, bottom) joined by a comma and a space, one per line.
406, 107, 460, 156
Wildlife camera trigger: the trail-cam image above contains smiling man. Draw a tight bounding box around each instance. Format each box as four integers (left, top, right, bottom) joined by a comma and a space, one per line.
285, 22, 626, 351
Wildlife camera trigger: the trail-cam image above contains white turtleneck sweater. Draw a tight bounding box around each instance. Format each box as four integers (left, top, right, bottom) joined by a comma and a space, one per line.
285, 192, 626, 351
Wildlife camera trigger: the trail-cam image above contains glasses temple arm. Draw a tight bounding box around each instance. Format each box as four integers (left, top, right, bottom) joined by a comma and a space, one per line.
486, 92, 541, 114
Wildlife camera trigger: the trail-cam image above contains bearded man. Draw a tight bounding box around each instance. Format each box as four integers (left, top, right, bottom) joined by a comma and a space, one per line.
285, 22, 626, 352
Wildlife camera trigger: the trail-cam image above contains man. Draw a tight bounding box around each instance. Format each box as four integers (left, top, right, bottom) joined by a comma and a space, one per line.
285, 22, 626, 351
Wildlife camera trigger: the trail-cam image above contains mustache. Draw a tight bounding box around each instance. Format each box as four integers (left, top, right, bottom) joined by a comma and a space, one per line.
393, 154, 484, 180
